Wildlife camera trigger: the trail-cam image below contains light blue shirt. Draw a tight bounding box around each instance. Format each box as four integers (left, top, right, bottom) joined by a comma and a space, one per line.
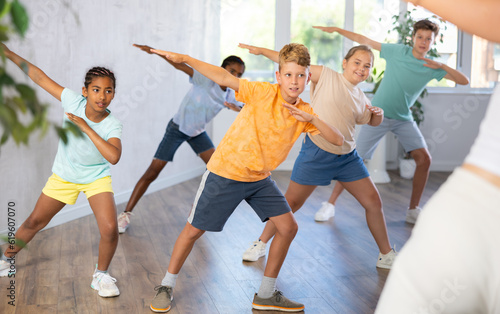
173, 70, 243, 137
372, 43, 447, 121
52, 88, 122, 184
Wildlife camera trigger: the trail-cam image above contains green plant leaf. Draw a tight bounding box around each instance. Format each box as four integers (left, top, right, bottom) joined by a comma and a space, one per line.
0, 72, 15, 85
10, 0, 29, 37
0, 0, 9, 19
0, 131, 8, 145
55, 125, 68, 144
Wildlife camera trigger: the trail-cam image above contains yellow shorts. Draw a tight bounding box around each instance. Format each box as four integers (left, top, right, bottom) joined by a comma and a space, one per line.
42, 173, 114, 205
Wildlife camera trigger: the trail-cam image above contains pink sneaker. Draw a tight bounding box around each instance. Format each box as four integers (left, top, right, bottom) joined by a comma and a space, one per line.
117, 212, 133, 233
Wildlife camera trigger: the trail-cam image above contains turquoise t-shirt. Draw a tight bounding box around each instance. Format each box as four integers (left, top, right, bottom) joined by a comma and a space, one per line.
52, 88, 122, 184
372, 43, 447, 121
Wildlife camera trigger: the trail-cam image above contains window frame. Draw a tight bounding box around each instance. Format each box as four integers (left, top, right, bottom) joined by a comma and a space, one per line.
274, 0, 495, 94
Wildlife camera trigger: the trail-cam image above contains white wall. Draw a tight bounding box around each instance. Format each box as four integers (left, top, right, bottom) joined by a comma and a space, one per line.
0, 0, 220, 234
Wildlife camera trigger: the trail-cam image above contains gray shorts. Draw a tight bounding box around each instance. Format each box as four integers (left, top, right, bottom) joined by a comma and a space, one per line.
356, 117, 427, 159
187, 171, 291, 232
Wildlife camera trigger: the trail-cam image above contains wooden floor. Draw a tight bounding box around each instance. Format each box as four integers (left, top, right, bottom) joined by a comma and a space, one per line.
0, 170, 451, 314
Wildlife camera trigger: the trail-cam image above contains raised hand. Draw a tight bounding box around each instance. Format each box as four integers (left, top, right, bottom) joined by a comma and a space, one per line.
150, 49, 185, 63
366, 104, 384, 116
282, 103, 312, 122
65, 112, 90, 133
312, 26, 339, 33
420, 57, 443, 70
238, 43, 263, 56
133, 44, 155, 54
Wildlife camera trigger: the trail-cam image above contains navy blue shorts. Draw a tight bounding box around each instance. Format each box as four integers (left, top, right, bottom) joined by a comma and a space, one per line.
187, 171, 291, 232
154, 119, 214, 162
291, 136, 369, 186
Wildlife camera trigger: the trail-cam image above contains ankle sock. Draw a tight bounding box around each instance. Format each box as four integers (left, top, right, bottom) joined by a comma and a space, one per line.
258, 276, 276, 299
1, 254, 8, 262
161, 271, 178, 289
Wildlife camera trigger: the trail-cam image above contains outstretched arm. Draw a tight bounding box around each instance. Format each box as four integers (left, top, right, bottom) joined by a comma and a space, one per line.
150, 49, 240, 91
2, 43, 64, 101
283, 103, 344, 146
238, 43, 279, 63
313, 26, 382, 51
421, 58, 469, 85
133, 44, 194, 77
238, 43, 323, 84
405, 0, 500, 43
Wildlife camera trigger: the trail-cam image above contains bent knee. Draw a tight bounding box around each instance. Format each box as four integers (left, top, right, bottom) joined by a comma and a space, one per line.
276, 220, 298, 238
185, 223, 205, 240
100, 222, 119, 241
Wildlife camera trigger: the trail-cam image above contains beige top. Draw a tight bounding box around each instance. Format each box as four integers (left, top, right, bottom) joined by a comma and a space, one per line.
309, 66, 372, 155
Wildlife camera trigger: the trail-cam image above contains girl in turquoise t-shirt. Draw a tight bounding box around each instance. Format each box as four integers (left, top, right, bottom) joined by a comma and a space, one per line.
0, 44, 122, 298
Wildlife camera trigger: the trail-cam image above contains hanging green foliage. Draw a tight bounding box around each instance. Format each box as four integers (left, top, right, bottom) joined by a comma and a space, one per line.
1, 0, 79, 148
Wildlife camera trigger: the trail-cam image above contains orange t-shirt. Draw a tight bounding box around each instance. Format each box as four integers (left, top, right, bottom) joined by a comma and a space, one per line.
207, 79, 320, 182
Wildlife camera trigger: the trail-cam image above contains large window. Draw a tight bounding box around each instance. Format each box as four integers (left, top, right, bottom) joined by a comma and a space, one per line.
471, 36, 500, 88
220, 0, 496, 92
220, 0, 276, 82
291, 0, 345, 71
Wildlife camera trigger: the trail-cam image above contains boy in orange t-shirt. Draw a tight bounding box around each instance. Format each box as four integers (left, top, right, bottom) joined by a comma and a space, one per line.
148, 43, 343, 312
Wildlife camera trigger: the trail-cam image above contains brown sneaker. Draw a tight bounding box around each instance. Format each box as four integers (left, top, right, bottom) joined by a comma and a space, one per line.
252, 290, 304, 312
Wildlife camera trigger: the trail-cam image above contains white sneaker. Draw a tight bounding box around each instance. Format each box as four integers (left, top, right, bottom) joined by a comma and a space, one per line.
117, 211, 133, 233
405, 207, 422, 224
242, 240, 266, 262
376, 247, 397, 269
314, 202, 335, 222
0, 259, 15, 277
91, 270, 120, 297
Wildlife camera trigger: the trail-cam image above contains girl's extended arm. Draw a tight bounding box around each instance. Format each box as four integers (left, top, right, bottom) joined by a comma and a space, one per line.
313, 26, 382, 51
238, 43, 323, 84
65, 113, 122, 165
2, 43, 63, 101
133, 44, 194, 77
151, 49, 240, 91
283, 103, 344, 146
405, 0, 500, 43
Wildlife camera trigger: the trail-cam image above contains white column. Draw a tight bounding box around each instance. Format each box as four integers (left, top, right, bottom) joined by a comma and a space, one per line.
366, 135, 391, 183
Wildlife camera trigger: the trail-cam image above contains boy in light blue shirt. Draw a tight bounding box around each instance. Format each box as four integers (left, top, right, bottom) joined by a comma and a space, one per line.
117, 44, 245, 233
314, 19, 469, 224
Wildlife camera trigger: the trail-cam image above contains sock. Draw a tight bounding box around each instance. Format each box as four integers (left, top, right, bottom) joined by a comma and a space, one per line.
258, 276, 276, 299
161, 271, 178, 289
1, 254, 8, 262
94, 264, 108, 274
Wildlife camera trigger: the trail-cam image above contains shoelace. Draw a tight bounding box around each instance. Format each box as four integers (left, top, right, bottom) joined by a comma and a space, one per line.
273, 290, 284, 303
95, 273, 117, 286
154, 285, 172, 296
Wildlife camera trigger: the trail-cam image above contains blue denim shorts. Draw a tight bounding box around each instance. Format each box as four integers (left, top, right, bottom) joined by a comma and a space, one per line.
291, 136, 369, 186
187, 171, 291, 232
154, 119, 214, 162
